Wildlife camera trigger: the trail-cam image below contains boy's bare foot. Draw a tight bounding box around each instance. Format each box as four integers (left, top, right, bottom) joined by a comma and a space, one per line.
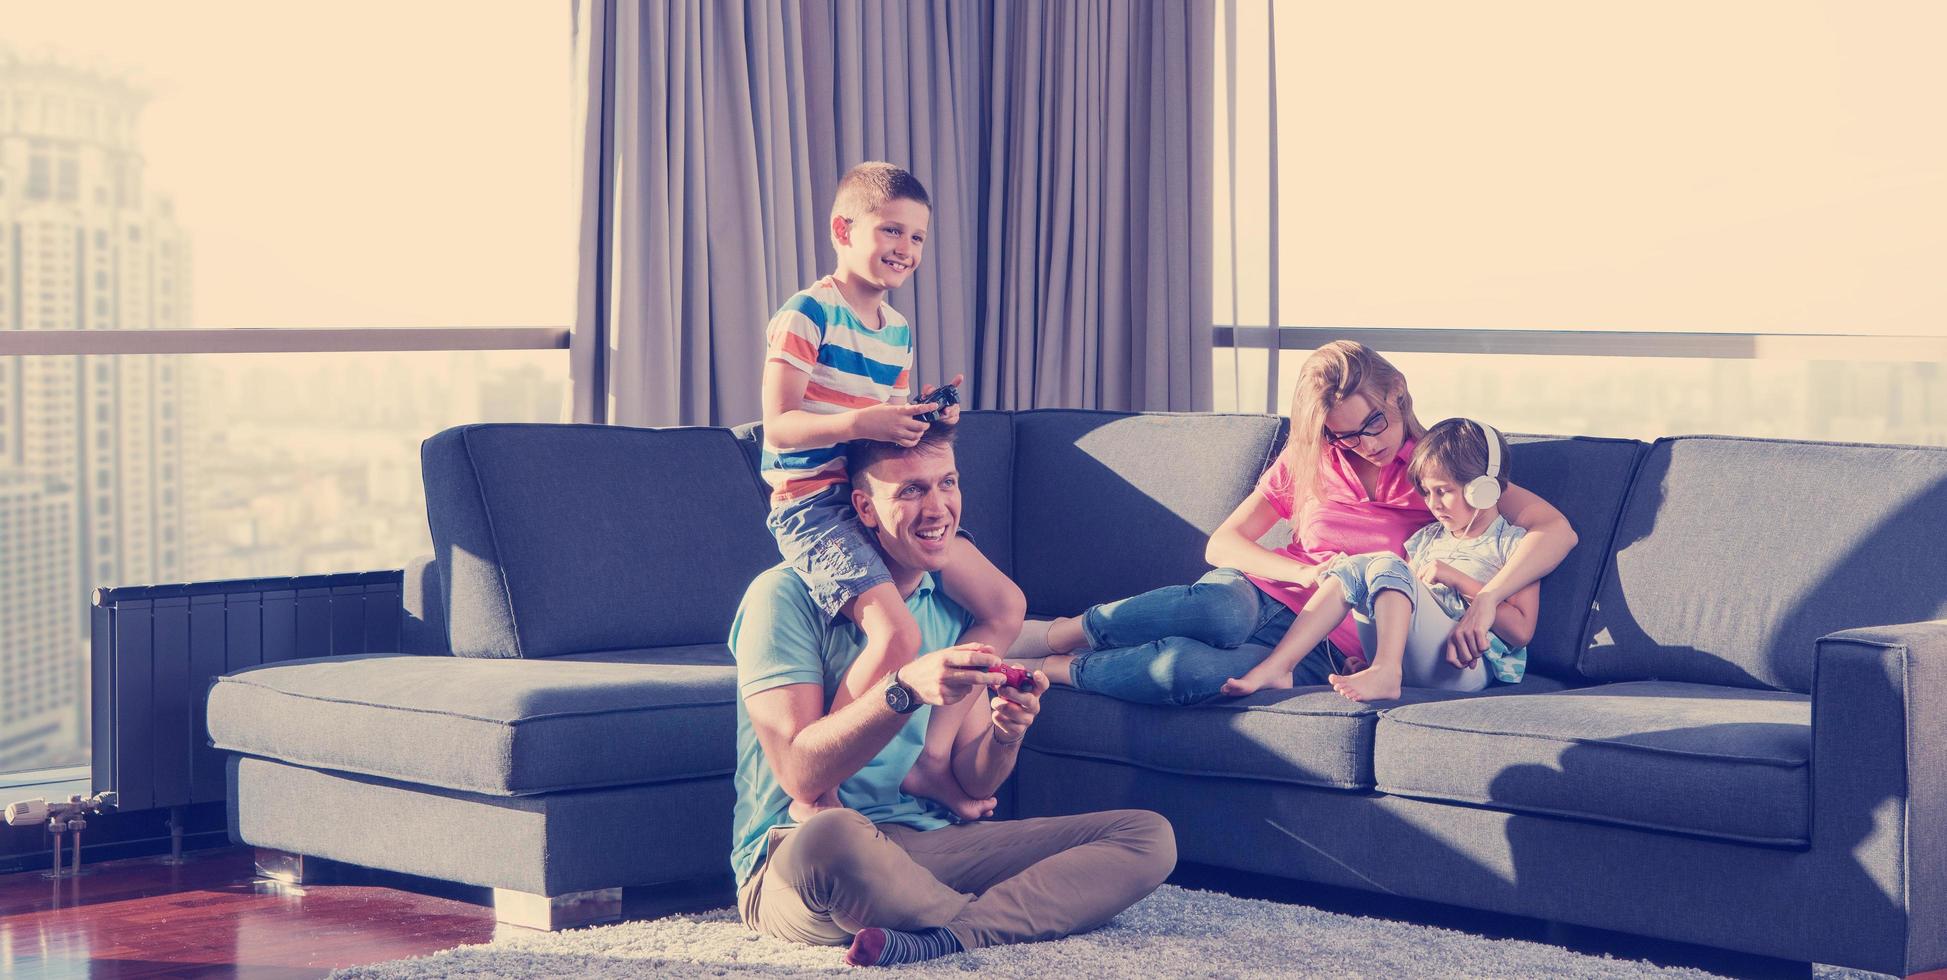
901, 754, 996, 822
788, 789, 844, 823
1220, 664, 1294, 697
1329, 663, 1403, 702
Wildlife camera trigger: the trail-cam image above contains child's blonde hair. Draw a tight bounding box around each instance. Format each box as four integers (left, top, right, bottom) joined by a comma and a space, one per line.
830, 162, 930, 246
1282, 341, 1427, 499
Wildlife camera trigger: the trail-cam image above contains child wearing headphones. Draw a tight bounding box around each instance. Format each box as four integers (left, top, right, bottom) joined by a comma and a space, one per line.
1220, 418, 1540, 702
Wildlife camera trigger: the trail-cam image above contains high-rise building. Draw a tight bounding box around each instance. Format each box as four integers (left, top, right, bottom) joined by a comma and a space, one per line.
0, 471, 79, 772
0, 48, 191, 771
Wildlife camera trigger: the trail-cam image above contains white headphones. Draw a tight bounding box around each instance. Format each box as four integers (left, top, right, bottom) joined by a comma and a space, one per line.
1463, 419, 1504, 510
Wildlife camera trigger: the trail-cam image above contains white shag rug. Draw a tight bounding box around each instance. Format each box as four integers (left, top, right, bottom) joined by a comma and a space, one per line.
327, 884, 1848, 979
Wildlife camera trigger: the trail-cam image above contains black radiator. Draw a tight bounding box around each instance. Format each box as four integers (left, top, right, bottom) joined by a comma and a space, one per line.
90, 571, 404, 812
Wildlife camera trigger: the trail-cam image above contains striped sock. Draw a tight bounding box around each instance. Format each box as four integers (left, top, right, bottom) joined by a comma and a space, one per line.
845, 926, 963, 967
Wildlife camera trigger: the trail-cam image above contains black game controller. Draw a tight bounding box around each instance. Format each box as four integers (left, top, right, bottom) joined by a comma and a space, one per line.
912, 383, 960, 423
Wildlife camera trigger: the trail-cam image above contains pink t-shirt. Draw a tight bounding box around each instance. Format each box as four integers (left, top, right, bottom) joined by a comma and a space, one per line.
1243, 439, 1434, 659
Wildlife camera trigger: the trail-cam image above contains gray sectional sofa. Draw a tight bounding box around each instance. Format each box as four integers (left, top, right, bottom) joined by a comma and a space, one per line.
204, 411, 1946, 975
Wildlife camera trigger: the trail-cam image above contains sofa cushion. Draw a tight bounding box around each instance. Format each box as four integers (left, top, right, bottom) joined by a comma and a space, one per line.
1012, 411, 1285, 616
1373, 681, 1810, 845
1500, 435, 1644, 680
421, 423, 778, 659
1580, 436, 1947, 692
207, 646, 737, 797
1027, 676, 1570, 791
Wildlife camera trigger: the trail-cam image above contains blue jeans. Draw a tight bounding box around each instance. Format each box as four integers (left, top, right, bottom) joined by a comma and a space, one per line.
1068, 569, 1337, 705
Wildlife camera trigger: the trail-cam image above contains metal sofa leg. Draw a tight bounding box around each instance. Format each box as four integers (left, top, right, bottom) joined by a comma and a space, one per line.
493, 887, 624, 931
253, 847, 335, 885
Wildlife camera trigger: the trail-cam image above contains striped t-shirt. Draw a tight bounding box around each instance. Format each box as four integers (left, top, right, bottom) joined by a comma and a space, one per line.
761, 277, 914, 510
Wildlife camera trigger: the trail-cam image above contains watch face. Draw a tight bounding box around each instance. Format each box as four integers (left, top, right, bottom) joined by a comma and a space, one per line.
885, 681, 912, 713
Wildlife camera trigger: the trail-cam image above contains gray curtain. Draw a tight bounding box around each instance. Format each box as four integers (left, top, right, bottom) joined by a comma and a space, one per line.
572, 0, 1214, 427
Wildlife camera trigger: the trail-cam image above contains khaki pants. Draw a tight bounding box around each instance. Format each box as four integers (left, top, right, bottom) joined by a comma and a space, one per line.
738, 807, 1176, 951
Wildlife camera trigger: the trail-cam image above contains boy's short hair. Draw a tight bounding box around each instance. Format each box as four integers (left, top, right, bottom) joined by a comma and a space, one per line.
831, 162, 931, 232
1409, 418, 1511, 497
847, 422, 957, 489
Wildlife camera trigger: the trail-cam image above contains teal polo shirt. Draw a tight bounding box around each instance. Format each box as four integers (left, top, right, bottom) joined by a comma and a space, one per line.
728, 565, 972, 887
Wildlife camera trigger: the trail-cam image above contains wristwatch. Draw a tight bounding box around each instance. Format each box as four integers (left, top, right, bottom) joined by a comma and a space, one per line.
883, 668, 922, 714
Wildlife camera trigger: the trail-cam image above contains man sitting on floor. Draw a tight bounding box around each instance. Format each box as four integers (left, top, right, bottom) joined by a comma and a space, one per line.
729, 422, 1176, 967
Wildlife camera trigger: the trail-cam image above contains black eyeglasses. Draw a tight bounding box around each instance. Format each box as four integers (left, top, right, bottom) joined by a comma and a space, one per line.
1324, 409, 1388, 450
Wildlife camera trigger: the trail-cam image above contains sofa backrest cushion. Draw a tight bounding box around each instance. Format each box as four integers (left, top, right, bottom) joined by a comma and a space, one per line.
1580, 435, 1947, 692
1011, 411, 1284, 616
1501, 434, 1646, 680
422, 423, 778, 659
945, 413, 1018, 578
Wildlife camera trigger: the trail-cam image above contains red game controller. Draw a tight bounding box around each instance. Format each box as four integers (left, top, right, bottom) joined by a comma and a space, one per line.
987, 662, 1033, 690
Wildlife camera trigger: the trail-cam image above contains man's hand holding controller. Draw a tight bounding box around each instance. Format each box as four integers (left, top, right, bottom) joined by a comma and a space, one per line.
898, 645, 1045, 743
985, 662, 1046, 745
899, 643, 1006, 706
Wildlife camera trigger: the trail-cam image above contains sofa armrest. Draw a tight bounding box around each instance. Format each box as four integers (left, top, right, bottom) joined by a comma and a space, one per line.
1813, 620, 1947, 975
401, 554, 449, 655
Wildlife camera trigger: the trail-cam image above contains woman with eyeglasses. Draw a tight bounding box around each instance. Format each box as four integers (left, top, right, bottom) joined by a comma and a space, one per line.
1019, 340, 1578, 705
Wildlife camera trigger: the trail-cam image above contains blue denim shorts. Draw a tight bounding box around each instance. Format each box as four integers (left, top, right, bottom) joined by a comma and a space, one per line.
1317, 552, 1418, 618
768, 485, 893, 618
767, 484, 976, 618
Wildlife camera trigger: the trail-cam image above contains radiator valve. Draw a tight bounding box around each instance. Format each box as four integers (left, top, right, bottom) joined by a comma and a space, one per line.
4, 791, 118, 878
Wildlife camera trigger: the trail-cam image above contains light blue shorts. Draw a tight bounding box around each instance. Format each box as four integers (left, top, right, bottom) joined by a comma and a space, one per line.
767, 484, 975, 619
768, 485, 895, 618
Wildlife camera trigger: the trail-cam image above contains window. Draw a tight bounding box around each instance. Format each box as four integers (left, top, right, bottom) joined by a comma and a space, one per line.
2, 2, 570, 779
1211, 3, 1947, 444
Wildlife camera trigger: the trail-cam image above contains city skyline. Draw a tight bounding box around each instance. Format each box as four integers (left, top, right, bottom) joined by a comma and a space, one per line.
1, 50, 190, 771
0, 45, 569, 775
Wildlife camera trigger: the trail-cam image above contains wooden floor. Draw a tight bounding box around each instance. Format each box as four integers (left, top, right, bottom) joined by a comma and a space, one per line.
0, 848, 502, 979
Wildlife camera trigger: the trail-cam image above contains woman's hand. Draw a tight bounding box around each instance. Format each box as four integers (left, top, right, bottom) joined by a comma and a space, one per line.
1445, 592, 1499, 669
1288, 558, 1329, 590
